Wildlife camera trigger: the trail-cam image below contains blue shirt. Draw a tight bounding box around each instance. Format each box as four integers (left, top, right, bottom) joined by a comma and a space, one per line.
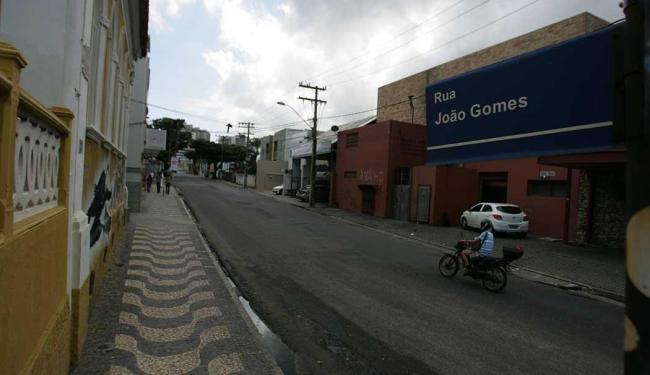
476, 230, 494, 257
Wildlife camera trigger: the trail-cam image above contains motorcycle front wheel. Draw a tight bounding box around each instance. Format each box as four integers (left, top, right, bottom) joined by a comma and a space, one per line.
482, 267, 507, 292
438, 254, 459, 278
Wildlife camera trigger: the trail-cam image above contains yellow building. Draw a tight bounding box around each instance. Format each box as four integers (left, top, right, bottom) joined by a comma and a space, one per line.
0, 1, 148, 373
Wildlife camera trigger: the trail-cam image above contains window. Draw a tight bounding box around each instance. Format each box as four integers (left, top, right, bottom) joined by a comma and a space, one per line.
394, 167, 410, 185
497, 206, 523, 214
527, 180, 568, 198
346, 132, 359, 147
344, 171, 357, 178
469, 204, 483, 212
481, 205, 493, 212
273, 141, 278, 161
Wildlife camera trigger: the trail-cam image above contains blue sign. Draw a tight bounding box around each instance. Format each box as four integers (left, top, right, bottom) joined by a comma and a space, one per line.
426, 24, 619, 165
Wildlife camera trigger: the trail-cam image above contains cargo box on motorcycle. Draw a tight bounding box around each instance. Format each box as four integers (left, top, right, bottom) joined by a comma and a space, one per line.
502, 245, 523, 261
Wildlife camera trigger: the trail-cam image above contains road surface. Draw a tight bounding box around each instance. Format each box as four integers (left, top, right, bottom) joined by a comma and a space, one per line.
175, 174, 622, 375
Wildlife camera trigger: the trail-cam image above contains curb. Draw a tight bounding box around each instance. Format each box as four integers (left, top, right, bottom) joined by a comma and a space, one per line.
255, 189, 625, 305
175, 186, 284, 375
333, 214, 625, 305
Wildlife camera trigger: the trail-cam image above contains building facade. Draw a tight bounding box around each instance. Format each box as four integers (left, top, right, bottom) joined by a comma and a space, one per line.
374, 13, 623, 245
126, 57, 150, 212
0, 1, 148, 373
334, 121, 426, 217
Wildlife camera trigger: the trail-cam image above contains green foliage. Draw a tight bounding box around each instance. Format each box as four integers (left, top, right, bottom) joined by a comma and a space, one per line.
190, 139, 247, 168
151, 117, 193, 167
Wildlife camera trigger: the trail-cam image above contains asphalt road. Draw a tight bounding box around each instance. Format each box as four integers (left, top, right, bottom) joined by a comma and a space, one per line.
175, 174, 623, 375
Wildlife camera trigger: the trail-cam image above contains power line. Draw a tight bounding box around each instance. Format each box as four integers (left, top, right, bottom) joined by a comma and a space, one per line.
329, 0, 541, 87
315, 0, 489, 82
131, 98, 231, 124
305, 0, 468, 82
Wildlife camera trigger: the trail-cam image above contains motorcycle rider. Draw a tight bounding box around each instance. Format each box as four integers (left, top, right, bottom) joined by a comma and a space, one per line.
461, 219, 495, 271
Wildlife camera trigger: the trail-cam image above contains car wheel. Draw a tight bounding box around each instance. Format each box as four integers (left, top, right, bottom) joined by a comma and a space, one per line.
279, 189, 283, 195
461, 218, 469, 230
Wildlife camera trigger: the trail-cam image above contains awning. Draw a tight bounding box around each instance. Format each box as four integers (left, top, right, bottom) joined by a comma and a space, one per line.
538, 149, 625, 169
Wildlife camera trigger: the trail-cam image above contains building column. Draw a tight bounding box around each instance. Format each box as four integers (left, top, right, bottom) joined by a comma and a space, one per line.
62, 2, 91, 365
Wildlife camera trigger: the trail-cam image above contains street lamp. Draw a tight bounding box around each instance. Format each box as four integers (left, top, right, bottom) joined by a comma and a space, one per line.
276, 101, 312, 130
277, 100, 317, 207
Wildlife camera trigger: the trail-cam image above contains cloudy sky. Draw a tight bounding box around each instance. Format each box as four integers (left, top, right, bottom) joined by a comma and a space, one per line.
146, 0, 622, 139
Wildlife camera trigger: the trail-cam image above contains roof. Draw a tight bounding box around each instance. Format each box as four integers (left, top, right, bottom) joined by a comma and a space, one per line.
328, 115, 377, 144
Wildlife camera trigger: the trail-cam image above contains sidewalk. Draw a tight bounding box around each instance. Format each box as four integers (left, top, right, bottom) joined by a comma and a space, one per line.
74, 188, 281, 374
260, 190, 625, 300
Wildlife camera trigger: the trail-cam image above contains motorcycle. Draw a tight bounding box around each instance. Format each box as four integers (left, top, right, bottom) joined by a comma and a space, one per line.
438, 241, 523, 292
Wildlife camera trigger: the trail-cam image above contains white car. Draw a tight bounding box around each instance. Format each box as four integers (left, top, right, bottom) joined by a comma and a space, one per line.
460, 202, 529, 237
272, 185, 283, 195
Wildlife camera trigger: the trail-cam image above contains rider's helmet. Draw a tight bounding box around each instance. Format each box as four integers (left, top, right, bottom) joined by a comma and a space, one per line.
480, 219, 493, 232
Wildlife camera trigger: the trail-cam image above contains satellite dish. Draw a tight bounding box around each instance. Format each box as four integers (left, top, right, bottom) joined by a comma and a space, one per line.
331, 125, 339, 132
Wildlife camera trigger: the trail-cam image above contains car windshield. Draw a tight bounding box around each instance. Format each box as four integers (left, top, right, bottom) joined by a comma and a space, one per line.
497, 206, 522, 214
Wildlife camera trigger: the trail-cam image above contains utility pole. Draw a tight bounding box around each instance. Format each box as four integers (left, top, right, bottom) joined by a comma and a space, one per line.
622, 1, 650, 373
220, 123, 233, 180
238, 122, 254, 189
298, 82, 327, 208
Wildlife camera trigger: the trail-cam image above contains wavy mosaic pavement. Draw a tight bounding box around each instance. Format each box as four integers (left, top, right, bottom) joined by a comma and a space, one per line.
74, 188, 281, 375
110, 194, 247, 374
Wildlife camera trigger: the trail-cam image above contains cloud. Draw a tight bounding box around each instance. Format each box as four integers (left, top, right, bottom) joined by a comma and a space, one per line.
148, 0, 624, 137
203, 50, 237, 79
149, 0, 197, 31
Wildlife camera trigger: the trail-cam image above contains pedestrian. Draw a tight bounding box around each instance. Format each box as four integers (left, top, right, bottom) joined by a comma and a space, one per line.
155, 171, 162, 193
146, 172, 153, 193
165, 171, 172, 195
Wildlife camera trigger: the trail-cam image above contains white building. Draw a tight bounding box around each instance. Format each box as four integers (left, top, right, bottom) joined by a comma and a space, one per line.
126, 57, 150, 212
0, 1, 148, 371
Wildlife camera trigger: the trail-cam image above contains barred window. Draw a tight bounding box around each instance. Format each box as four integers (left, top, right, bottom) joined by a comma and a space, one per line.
346, 132, 359, 147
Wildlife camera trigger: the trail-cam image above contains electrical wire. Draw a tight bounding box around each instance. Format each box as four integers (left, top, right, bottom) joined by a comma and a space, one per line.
329, 0, 541, 87
304, 0, 467, 82
314, 0, 489, 82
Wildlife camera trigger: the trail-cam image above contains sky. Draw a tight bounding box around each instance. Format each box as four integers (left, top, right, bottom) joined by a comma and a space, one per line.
146, 0, 623, 140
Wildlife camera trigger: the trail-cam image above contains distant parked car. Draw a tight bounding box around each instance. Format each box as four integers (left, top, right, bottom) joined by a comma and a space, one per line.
460, 202, 529, 237
296, 185, 310, 202
272, 184, 283, 195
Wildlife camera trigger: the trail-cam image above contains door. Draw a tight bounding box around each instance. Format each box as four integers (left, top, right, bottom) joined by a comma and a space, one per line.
416, 185, 431, 223
360, 186, 375, 215
392, 167, 411, 221
480, 172, 508, 203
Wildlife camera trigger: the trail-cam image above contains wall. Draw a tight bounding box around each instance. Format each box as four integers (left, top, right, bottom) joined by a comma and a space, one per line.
259, 135, 274, 161
336, 123, 391, 216
235, 173, 256, 188
0, 44, 73, 374
335, 121, 426, 217
377, 13, 608, 125
464, 158, 569, 238
126, 57, 150, 212
256, 160, 287, 191
127, 57, 149, 169
83, 139, 127, 268
411, 166, 479, 226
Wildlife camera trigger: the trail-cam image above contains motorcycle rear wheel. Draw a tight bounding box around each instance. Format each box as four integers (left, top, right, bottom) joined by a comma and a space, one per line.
482, 267, 507, 292
438, 254, 459, 278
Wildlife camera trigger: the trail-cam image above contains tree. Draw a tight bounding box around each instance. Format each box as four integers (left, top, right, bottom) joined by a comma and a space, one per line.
151, 117, 193, 168
190, 139, 247, 170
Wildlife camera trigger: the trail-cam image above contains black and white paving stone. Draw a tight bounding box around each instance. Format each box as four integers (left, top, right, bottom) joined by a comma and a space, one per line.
74, 189, 282, 375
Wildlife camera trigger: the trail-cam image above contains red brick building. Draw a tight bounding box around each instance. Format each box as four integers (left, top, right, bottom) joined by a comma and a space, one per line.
333, 13, 625, 248
333, 120, 426, 218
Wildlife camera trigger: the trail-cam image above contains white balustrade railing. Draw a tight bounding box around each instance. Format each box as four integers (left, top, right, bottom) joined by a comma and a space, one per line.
13, 114, 62, 222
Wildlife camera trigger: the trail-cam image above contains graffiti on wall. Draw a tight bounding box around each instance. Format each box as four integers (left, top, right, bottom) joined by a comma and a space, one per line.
87, 168, 112, 247
359, 170, 384, 185
83, 139, 127, 254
